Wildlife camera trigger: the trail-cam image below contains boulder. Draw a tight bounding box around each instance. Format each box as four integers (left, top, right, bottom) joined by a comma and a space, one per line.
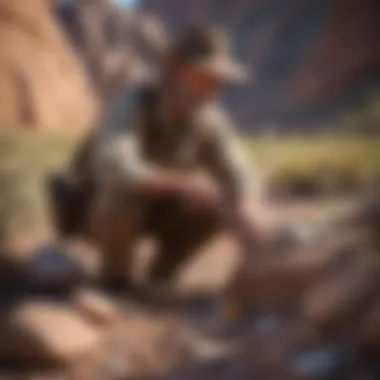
0, 301, 102, 366
270, 222, 316, 253
0, 0, 98, 132
301, 255, 380, 330
141, 0, 380, 126
225, 244, 334, 312
99, 311, 187, 378
73, 288, 120, 326
289, 346, 350, 380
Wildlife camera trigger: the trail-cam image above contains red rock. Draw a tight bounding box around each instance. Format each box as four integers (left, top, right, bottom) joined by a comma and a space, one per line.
241, 317, 321, 379
73, 288, 120, 326
141, 0, 379, 126
52, 0, 380, 127
1, 301, 102, 366
0, 0, 99, 132
100, 311, 187, 378
226, 246, 333, 311
293, 0, 380, 106
301, 255, 380, 330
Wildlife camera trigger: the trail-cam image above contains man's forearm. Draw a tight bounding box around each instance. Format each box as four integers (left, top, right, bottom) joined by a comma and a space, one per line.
224, 192, 262, 252
138, 171, 222, 212
138, 170, 189, 197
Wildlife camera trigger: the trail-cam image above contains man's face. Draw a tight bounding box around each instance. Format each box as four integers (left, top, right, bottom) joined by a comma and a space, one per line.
175, 64, 222, 103
182, 64, 221, 101
162, 61, 222, 119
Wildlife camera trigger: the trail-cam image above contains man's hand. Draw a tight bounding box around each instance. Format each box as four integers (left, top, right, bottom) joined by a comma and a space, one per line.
231, 207, 259, 245
140, 171, 221, 210
228, 197, 272, 255
180, 177, 221, 211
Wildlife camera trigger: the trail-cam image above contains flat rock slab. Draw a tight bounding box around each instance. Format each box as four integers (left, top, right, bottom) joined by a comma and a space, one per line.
72, 288, 120, 326
2, 301, 102, 367
301, 254, 380, 330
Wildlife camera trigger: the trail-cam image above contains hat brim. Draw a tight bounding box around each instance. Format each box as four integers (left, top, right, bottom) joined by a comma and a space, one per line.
195, 57, 251, 84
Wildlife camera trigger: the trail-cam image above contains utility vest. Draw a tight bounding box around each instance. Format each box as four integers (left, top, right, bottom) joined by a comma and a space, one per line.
137, 85, 203, 172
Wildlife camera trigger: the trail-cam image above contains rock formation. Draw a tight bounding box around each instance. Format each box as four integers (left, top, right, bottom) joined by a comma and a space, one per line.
57, 0, 167, 102
55, 0, 379, 128
0, 202, 379, 378
141, 0, 380, 128
0, 0, 99, 132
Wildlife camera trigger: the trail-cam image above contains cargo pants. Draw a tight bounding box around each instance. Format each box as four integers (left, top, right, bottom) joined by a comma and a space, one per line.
88, 186, 225, 287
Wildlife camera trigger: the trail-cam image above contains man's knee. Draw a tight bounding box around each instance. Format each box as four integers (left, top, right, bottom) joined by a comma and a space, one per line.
148, 191, 224, 233
148, 209, 223, 283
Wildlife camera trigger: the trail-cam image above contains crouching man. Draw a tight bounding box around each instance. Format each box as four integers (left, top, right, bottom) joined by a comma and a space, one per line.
50, 26, 264, 292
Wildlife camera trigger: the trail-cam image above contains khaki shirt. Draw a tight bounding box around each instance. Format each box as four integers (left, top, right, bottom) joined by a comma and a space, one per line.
90, 84, 258, 206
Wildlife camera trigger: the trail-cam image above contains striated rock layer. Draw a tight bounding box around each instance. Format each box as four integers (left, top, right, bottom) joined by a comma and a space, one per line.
57, 0, 167, 102
0, 0, 99, 132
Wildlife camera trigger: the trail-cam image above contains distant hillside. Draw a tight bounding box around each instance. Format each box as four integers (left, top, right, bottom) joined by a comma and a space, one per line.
57, 0, 380, 130
141, 0, 380, 129
56, 0, 166, 102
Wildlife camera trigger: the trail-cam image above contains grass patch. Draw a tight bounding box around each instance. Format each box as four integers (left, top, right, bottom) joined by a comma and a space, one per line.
243, 136, 380, 176
242, 136, 380, 197
0, 130, 379, 245
0, 131, 79, 242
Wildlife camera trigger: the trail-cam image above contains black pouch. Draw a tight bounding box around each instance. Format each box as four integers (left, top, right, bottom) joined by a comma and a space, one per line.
47, 173, 94, 237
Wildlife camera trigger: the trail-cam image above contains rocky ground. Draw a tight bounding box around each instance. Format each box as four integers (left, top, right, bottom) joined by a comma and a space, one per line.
0, 199, 379, 380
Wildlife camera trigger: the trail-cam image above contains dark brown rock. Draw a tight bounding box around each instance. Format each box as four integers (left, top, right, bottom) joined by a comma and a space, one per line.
301, 255, 380, 330
359, 296, 380, 353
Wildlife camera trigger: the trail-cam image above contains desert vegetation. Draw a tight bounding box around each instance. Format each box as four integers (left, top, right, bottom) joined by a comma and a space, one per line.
1, 126, 379, 251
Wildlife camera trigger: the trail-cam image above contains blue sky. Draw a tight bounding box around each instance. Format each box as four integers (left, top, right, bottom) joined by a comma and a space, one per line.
115, 0, 140, 7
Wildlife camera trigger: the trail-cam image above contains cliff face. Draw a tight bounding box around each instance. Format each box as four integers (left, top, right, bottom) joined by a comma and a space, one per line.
0, 0, 98, 132
55, 0, 380, 128
57, 0, 167, 102
141, 0, 380, 128
293, 0, 380, 106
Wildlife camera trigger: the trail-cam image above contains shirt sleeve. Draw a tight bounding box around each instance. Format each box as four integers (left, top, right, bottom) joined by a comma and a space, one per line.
92, 84, 162, 193
199, 106, 261, 208
93, 131, 156, 192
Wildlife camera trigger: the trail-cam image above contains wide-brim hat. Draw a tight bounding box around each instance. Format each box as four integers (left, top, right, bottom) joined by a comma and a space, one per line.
170, 26, 250, 84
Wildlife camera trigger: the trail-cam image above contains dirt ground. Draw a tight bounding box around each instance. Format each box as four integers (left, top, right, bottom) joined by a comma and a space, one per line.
171, 198, 355, 291
2, 197, 377, 380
